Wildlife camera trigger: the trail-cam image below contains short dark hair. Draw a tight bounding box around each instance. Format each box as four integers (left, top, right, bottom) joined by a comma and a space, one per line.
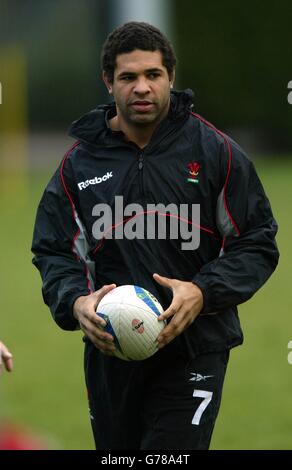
101, 22, 177, 83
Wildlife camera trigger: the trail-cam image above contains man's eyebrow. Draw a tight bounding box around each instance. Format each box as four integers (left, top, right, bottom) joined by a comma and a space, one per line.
145, 68, 163, 73
117, 67, 164, 78
117, 71, 136, 78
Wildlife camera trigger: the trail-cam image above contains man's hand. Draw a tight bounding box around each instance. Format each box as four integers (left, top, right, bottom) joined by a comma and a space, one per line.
0, 341, 13, 374
73, 284, 117, 355
153, 273, 203, 349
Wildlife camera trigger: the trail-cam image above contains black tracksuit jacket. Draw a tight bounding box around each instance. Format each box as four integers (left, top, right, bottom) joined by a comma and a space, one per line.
31, 90, 279, 356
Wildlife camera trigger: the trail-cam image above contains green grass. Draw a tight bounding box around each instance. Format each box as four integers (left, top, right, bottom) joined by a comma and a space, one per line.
0, 170, 93, 449
211, 157, 292, 449
0, 158, 291, 449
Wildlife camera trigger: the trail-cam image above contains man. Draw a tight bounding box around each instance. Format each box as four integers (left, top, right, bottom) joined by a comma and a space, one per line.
32, 22, 279, 450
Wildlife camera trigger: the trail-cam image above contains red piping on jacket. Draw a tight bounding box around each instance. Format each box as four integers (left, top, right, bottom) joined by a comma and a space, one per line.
93, 210, 219, 253
60, 141, 92, 292
191, 112, 240, 237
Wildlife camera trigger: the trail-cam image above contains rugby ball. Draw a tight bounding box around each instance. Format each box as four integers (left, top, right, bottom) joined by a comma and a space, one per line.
96, 285, 165, 361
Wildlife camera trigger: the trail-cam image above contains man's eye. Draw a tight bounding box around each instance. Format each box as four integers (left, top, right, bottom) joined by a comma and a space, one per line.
148, 73, 160, 79
121, 76, 134, 81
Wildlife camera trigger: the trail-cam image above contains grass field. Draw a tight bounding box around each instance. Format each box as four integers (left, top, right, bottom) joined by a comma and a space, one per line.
0, 157, 291, 450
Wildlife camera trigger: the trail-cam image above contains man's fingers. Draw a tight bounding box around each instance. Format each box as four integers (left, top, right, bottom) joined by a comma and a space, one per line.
0, 343, 13, 372
158, 300, 182, 322
91, 337, 116, 355
94, 338, 116, 354
93, 284, 117, 319
4, 356, 13, 372
157, 325, 181, 348
83, 328, 117, 355
96, 284, 117, 301
94, 328, 115, 343
157, 308, 189, 348
94, 313, 108, 328
81, 317, 114, 343
153, 273, 174, 289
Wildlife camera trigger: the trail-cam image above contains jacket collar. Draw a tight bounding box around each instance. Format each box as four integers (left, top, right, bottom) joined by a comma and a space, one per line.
68, 89, 194, 146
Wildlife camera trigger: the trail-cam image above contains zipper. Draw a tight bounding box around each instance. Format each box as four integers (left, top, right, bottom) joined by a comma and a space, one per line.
138, 151, 145, 199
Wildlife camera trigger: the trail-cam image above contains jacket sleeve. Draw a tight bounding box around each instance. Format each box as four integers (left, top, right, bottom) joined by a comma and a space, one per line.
31, 147, 92, 330
193, 139, 279, 313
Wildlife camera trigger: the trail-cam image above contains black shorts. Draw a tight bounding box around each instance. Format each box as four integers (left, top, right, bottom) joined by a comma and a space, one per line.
84, 341, 229, 450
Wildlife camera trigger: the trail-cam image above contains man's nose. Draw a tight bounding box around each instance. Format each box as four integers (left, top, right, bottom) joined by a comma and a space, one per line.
133, 77, 150, 94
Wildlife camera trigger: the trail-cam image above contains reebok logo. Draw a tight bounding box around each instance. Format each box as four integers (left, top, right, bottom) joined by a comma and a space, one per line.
189, 373, 214, 382
78, 172, 113, 191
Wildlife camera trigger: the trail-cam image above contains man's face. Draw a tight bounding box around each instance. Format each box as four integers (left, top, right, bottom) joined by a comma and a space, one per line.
104, 49, 174, 127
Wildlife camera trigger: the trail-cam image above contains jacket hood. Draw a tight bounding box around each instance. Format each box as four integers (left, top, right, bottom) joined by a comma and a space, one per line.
68, 89, 194, 145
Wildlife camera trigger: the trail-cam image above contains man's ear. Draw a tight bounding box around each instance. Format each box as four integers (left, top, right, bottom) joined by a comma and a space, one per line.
102, 71, 113, 94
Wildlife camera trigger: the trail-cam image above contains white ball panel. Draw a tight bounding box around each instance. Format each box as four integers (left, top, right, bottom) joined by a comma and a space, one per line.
96, 285, 166, 361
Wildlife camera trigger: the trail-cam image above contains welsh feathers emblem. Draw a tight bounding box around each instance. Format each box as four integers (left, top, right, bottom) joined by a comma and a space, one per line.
187, 162, 201, 184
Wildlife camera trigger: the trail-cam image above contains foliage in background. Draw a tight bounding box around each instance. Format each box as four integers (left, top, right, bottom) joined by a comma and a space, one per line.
0, 0, 291, 151
175, 0, 292, 150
